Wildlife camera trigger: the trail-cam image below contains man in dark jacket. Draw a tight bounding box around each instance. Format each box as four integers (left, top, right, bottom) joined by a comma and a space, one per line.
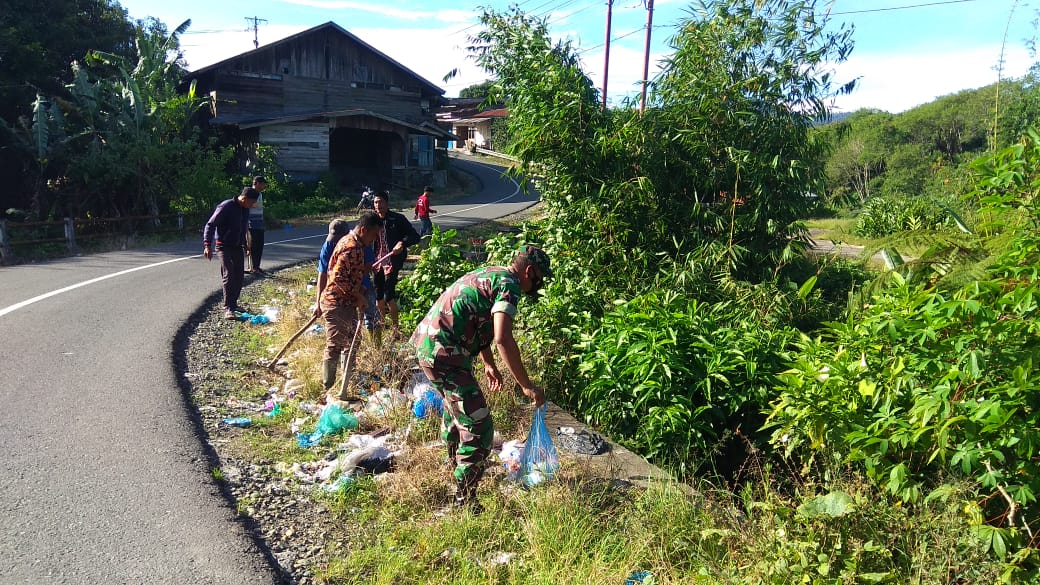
372, 191, 421, 329
203, 187, 259, 319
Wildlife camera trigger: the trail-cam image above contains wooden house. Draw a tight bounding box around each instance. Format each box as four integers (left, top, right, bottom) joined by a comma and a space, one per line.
184, 22, 455, 187
436, 98, 508, 152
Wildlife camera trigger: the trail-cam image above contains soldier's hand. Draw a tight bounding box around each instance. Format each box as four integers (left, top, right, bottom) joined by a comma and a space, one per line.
522, 386, 545, 407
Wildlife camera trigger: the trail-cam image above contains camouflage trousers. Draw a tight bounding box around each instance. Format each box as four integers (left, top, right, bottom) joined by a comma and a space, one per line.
419, 357, 492, 483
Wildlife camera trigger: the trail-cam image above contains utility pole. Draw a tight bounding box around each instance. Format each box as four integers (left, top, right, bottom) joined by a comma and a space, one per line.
245, 16, 268, 49
602, 0, 614, 111
639, 0, 654, 115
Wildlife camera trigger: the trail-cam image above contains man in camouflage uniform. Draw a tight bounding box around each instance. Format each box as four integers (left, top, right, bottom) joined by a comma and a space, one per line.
411, 245, 551, 513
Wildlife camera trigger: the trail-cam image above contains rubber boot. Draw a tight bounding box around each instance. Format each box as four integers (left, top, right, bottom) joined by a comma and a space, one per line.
453, 472, 484, 515
321, 357, 339, 392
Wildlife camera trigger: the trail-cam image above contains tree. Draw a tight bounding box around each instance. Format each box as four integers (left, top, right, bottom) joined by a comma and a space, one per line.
466, 1, 857, 469
17, 17, 232, 220
458, 80, 496, 100
0, 0, 135, 215
643, 0, 856, 277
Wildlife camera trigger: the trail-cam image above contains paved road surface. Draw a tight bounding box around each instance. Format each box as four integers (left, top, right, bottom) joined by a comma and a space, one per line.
0, 157, 536, 583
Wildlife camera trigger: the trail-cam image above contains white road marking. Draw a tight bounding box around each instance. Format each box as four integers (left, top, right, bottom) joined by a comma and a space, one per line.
0, 256, 196, 319
0, 233, 328, 319
436, 174, 525, 217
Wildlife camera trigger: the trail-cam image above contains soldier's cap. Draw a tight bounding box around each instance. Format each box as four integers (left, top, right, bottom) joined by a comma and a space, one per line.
327, 218, 350, 241
515, 245, 552, 277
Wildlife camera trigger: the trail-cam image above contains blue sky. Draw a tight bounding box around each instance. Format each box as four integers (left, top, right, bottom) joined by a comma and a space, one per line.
118, 0, 1038, 113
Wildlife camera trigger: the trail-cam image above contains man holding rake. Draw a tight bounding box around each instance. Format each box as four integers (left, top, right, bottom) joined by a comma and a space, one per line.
314, 212, 383, 398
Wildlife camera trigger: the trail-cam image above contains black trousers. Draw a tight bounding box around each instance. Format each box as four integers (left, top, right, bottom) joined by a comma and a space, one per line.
248, 228, 265, 270
217, 245, 245, 311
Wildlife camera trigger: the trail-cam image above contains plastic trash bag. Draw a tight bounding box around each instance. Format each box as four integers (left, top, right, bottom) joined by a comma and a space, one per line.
317, 403, 359, 434
411, 383, 443, 418
296, 404, 358, 447
500, 440, 524, 481
519, 405, 559, 487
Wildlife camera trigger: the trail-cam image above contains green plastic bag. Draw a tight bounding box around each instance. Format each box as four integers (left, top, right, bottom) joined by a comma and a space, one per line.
297, 404, 358, 447
316, 404, 358, 434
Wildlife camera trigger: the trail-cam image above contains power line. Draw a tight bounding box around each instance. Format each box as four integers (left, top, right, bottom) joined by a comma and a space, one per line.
827, 0, 981, 16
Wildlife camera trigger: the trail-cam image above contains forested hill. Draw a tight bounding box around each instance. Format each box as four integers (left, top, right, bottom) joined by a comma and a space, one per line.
816, 75, 1040, 208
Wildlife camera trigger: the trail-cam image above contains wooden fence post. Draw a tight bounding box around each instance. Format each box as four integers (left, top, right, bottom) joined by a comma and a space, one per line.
64, 217, 78, 254
0, 219, 12, 264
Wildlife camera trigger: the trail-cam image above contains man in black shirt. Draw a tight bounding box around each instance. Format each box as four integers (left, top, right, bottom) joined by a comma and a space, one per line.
202, 187, 260, 319
371, 191, 421, 329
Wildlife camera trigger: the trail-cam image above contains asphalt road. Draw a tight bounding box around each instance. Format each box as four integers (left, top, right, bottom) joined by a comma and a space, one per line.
0, 156, 536, 584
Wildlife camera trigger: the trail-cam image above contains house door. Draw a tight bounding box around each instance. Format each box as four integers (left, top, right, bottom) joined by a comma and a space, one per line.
410, 135, 434, 168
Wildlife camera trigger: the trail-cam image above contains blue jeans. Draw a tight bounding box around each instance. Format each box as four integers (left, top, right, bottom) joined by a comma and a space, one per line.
419, 217, 433, 237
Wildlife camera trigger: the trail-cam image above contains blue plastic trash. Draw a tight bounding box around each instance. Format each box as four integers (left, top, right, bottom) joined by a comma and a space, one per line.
624, 570, 653, 584
234, 311, 270, 325
222, 417, 252, 428
411, 389, 444, 418
519, 405, 560, 486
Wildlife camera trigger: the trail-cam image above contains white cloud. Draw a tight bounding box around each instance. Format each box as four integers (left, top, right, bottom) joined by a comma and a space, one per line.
829, 44, 1034, 113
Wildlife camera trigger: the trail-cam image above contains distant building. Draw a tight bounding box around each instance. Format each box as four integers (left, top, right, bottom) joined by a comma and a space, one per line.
183, 21, 457, 187
436, 98, 508, 152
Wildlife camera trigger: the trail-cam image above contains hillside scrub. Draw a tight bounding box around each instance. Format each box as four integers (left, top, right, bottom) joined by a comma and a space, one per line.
767, 131, 1040, 569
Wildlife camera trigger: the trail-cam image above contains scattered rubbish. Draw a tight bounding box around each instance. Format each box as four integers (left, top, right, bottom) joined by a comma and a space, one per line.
260, 305, 280, 322
284, 379, 305, 396
227, 397, 264, 411
519, 405, 560, 487
364, 387, 408, 417
265, 403, 282, 418
624, 570, 654, 584
555, 426, 610, 455
289, 433, 399, 488
322, 474, 355, 492
222, 417, 252, 428
297, 404, 358, 447
411, 384, 443, 418
500, 440, 524, 481
488, 551, 515, 566
235, 311, 271, 325
290, 417, 308, 434
299, 402, 323, 415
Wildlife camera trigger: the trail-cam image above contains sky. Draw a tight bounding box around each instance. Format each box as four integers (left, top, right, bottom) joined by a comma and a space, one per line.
116, 0, 1039, 114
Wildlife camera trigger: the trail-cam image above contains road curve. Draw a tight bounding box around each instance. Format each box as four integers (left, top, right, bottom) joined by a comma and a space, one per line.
0, 157, 536, 583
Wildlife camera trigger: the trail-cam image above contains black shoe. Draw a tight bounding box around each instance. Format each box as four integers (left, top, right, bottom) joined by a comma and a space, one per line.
453, 476, 484, 515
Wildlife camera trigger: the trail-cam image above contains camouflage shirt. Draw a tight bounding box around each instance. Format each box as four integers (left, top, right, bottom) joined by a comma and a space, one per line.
411, 266, 521, 364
